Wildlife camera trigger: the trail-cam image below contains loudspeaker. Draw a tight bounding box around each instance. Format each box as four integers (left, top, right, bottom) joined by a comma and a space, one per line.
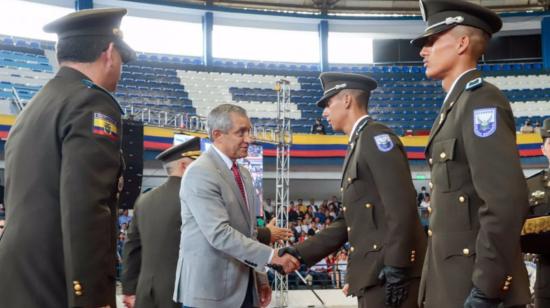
119, 119, 144, 209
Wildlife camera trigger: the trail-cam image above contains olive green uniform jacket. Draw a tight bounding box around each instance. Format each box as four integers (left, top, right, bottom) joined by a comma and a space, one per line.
295, 117, 427, 304
0, 67, 123, 307
420, 69, 531, 307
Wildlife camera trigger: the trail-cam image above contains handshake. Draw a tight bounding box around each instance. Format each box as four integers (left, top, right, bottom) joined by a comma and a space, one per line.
268, 247, 302, 275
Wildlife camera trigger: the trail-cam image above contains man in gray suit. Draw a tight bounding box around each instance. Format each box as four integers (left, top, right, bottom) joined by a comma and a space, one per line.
173, 104, 299, 308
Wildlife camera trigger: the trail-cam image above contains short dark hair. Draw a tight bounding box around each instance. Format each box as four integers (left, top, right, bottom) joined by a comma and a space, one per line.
56, 36, 113, 63
341, 89, 371, 111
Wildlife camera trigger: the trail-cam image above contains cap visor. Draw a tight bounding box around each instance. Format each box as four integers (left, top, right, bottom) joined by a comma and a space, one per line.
410, 24, 455, 47
315, 92, 338, 108
116, 40, 136, 63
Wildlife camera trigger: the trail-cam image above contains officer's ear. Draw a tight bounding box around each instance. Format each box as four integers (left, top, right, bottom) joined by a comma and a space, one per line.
102, 42, 118, 67
456, 35, 472, 55
343, 92, 352, 110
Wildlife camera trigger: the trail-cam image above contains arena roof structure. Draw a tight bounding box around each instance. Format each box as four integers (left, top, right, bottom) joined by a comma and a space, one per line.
168, 0, 548, 15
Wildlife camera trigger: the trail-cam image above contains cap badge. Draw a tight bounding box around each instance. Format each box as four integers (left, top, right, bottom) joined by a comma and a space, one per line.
324, 83, 347, 95
425, 16, 464, 32
112, 28, 123, 39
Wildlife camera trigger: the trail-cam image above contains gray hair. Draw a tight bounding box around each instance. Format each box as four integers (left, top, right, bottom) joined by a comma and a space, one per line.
206, 104, 248, 140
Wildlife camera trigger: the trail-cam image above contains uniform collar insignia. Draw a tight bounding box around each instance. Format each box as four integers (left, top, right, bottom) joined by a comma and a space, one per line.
466, 77, 483, 91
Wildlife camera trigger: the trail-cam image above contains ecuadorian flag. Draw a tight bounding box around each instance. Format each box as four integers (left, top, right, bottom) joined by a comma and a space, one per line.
93, 112, 118, 141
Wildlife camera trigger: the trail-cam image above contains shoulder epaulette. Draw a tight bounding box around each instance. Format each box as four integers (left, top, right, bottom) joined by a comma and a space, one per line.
81, 79, 124, 114
465, 77, 483, 91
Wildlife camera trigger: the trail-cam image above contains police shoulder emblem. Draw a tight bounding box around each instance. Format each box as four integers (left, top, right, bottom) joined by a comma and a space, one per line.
473, 108, 497, 138
374, 134, 394, 152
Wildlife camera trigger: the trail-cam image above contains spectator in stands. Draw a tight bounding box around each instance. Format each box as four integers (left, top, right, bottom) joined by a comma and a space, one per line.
412, 1, 530, 307
0, 219, 4, 237
328, 195, 342, 208
419, 194, 431, 208
288, 201, 299, 222
263, 198, 274, 221
417, 186, 428, 206
520, 119, 534, 133
297, 198, 307, 214
308, 198, 318, 211
534, 121, 542, 135
314, 209, 326, 224
0, 8, 136, 307
311, 118, 326, 135
118, 209, 132, 226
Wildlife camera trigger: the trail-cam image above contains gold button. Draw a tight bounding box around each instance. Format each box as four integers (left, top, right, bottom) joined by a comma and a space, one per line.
350, 246, 355, 252
429, 182, 433, 189
428, 158, 433, 165
366, 203, 372, 209
75, 291, 83, 296
340, 187, 343, 192
73, 281, 79, 285
348, 177, 352, 183
459, 196, 465, 203
373, 244, 378, 249
343, 206, 347, 212
427, 206, 432, 214
411, 250, 416, 255
504, 281, 511, 286
506, 276, 513, 282
439, 152, 446, 159
347, 227, 351, 232
410, 258, 415, 262
502, 286, 509, 291
428, 229, 433, 237
74, 284, 82, 291
462, 248, 470, 256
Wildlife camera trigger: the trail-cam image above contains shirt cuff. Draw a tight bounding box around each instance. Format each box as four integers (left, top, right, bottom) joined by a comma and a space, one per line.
268, 249, 274, 263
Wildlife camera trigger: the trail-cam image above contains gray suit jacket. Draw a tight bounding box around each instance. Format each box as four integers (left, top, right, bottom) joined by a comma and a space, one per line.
173, 147, 272, 308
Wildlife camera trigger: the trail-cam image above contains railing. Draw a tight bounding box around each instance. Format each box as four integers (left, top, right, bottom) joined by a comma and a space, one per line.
123, 105, 282, 144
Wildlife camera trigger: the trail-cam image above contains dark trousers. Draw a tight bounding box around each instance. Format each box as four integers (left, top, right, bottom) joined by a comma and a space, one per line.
358, 278, 420, 308
241, 269, 255, 308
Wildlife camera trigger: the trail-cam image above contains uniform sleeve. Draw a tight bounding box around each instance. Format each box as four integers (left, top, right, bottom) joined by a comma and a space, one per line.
363, 128, 420, 267
295, 214, 348, 267
59, 92, 122, 307
257, 227, 271, 245
122, 201, 143, 295
461, 88, 529, 299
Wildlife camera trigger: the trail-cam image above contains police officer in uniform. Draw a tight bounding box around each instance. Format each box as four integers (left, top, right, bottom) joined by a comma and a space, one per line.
122, 137, 201, 308
411, 1, 531, 307
281, 73, 427, 308
0, 8, 135, 308
521, 118, 550, 307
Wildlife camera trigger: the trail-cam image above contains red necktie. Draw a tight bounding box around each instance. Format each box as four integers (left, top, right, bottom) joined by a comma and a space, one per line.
231, 162, 248, 208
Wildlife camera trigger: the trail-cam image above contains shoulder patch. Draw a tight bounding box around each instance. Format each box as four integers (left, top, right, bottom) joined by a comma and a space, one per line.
81, 79, 124, 114
374, 134, 394, 152
473, 108, 497, 138
93, 112, 119, 141
465, 77, 483, 91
